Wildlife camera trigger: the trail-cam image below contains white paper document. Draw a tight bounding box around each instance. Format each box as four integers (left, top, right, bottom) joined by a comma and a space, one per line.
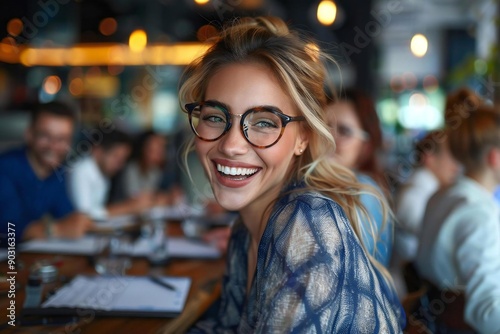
145, 206, 192, 221
42, 275, 191, 314
116, 237, 221, 259
20, 236, 107, 255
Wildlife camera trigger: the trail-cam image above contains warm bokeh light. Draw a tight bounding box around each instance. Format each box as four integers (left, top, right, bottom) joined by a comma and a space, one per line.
402, 72, 417, 90
196, 25, 218, 42
390, 75, 404, 93
69, 77, 84, 96
194, 0, 210, 4
129, 29, 147, 52
317, 0, 337, 26
9, 43, 210, 66
409, 92, 427, 107
108, 64, 124, 76
86, 66, 102, 78
99, 17, 117, 36
7, 18, 23, 37
410, 33, 428, 57
43, 75, 62, 95
423, 75, 439, 92
1, 37, 17, 53
240, 0, 263, 9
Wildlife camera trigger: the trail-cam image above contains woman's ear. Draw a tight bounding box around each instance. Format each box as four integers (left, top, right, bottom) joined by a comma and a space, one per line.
294, 127, 310, 156
487, 147, 500, 169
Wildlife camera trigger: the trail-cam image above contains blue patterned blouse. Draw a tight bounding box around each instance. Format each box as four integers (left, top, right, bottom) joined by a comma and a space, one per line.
191, 182, 405, 333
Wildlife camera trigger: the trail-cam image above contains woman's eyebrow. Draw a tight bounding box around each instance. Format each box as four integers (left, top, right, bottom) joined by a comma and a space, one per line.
246, 105, 284, 113
204, 99, 230, 111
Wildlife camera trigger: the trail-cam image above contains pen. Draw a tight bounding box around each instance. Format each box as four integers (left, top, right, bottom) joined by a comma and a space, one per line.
149, 276, 176, 291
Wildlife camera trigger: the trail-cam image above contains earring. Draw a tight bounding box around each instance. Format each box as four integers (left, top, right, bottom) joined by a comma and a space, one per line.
299, 149, 303, 154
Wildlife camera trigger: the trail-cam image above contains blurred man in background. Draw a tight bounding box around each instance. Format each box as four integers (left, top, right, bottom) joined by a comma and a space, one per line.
0, 102, 93, 245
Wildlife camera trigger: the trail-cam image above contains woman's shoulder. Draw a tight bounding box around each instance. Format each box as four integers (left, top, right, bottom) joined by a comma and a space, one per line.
280, 181, 339, 207
270, 185, 354, 244
280, 186, 347, 218
356, 172, 383, 191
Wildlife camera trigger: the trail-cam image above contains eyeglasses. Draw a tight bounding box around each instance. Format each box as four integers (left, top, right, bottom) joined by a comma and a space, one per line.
33, 131, 72, 147
335, 124, 369, 141
184, 101, 305, 148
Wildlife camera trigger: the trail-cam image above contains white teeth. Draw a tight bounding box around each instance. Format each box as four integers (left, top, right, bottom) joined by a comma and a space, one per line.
217, 164, 258, 176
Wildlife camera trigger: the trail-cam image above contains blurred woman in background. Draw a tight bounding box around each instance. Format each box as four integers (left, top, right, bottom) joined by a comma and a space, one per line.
414, 106, 500, 333
326, 89, 393, 267
121, 130, 182, 206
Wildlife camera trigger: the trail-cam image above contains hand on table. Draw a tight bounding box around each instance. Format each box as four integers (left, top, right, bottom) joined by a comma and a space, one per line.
130, 192, 156, 213
53, 212, 94, 239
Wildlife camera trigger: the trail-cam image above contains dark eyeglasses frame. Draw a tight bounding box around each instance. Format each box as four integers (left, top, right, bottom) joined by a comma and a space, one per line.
184, 101, 305, 149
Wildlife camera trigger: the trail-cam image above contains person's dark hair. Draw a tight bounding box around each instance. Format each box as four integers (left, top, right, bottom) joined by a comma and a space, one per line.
96, 129, 131, 151
449, 105, 500, 171
30, 101, 77, 125
444, 87, 483, 128
414, 130, 445, 163
336, 88, 385, 188
131, 130, 157, 162
130, 130, 166, 168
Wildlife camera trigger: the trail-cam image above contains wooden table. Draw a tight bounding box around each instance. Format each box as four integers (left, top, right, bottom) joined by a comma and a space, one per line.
0, 225, 226, 334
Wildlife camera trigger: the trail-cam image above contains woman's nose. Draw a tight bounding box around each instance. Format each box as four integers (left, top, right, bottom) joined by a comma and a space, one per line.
218, 122, 250, 156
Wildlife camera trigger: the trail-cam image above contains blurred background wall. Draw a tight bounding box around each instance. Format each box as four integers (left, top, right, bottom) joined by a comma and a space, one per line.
0, 0, 498, 181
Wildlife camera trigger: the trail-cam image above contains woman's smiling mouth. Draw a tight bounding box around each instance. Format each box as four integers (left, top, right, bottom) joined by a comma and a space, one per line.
213, 160, 261, 185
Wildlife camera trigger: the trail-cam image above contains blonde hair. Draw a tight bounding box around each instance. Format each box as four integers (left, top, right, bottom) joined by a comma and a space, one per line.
449, 105, 500, 172
179, 16, 392, 279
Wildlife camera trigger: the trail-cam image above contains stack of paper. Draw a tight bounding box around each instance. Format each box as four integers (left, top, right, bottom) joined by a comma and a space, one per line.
20, 236, 107, 255
39, 275, 191, 316
116, 237, 221, 259
19, 236, 221, 259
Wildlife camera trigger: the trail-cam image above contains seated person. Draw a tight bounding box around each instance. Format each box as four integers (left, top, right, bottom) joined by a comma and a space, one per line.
183, 16, 404, 331
394, 131, 459, 261
121, 130, 183, 206
414, 106, 500, 333
69, 129, 153, 220
0, 102, 93, 244
326, 88, 394, 267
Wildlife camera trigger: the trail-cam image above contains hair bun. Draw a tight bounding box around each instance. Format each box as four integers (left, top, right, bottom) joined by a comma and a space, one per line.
232, 16, 289, 37
254, 16, 289, 36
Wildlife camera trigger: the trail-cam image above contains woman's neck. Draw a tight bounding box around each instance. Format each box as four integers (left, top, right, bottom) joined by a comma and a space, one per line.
240, 207, 269, 250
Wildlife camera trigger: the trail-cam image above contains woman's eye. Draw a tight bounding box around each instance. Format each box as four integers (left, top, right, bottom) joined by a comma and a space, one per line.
203, 115, 225, 123
338, 125, 353, 137
254, 119, 278, 128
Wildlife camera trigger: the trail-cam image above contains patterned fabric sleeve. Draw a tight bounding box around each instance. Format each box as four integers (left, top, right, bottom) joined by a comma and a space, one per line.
189, 189, 405, 333
250, 194, 404, 333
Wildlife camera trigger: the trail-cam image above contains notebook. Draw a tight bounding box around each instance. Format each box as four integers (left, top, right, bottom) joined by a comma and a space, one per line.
20, 236, 107, 255
23, 275, 191, 318
20, 236, 221, 259
115, 237, 221, 259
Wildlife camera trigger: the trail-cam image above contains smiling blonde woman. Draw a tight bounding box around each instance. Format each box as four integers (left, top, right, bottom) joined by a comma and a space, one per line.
180, 16, 405, 333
